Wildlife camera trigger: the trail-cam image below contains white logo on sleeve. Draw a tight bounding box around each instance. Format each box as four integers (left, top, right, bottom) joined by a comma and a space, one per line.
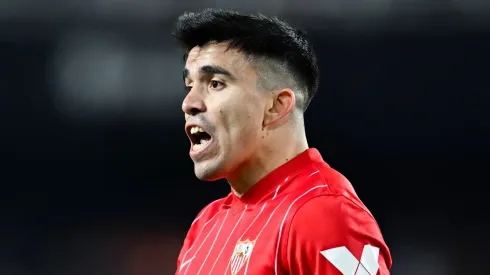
320, 245, 380, 275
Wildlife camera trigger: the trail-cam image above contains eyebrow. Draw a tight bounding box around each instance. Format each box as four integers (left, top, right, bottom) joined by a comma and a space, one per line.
183, 65, 236, 82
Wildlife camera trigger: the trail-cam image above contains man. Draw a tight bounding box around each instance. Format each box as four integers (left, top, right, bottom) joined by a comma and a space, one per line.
174, 9, 392, 275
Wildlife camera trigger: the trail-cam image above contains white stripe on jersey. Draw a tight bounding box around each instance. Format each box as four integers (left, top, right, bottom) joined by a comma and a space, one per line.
208, 205, 248, 274
180, 209, 222, 271
183, 212, 222, 275
196, 209, 230, 275
243, 195, 289, 275
274, 183, 329, 275
222, 203, 268, 275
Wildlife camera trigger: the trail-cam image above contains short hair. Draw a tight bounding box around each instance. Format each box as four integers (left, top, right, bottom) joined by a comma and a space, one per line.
173, 9, 319, 112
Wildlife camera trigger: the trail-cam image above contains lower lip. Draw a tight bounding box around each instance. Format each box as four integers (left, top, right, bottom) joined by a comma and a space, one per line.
189, 138, 215, 159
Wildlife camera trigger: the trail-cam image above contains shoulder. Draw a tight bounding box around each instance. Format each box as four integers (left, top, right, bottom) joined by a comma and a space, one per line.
189, 196, 229, 229
288, 194, 378, 239
283, 161, 369, 217
284, 162, 378, 240
278, 164, 393, 271
179, 196, 228, 249
279, 194, 393, 274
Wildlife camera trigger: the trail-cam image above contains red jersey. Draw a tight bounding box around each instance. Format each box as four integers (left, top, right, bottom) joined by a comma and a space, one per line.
176, 148, 392, 275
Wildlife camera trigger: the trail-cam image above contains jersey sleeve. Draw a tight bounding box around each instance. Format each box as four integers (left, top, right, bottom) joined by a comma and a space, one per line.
175, 236, 190, 274
174, 197, 226, 274
175, 223, 195, 274
175, 205, 210, 275
282, 195, 392, 275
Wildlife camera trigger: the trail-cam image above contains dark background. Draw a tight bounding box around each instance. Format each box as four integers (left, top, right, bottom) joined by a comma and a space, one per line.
1, 1, 489, 274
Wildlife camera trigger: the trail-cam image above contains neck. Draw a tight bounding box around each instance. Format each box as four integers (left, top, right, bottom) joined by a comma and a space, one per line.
227, 126, 309, 197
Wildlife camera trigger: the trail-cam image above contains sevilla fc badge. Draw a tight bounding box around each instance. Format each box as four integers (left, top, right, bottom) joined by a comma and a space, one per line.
229, 239, 255, 275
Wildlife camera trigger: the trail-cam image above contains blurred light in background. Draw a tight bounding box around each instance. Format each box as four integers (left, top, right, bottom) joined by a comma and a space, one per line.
0, 0, 487, 22
50, 30, 183, 122
391, 244, 450, 275
216, 0, 286, 14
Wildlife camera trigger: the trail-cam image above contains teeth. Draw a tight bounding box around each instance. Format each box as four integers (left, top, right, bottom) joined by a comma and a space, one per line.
200, 139, 209, 145
189, 126, 210, 152
190, 126, 205, 134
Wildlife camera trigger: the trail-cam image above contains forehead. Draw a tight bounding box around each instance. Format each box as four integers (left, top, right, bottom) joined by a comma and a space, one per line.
185, 42, 251, 76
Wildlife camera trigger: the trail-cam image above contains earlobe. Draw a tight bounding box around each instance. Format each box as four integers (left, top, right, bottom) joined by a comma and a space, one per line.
263, 89, 296, 127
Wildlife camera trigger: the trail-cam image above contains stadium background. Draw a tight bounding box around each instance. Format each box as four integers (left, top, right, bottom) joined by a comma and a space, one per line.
1, 1, 489, 274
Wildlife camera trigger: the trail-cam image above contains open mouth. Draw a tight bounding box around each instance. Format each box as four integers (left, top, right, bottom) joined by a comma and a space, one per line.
188, 126, 212, 152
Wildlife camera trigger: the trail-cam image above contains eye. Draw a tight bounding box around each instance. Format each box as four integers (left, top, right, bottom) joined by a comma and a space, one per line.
184, 86, 192, 93
210, 80, 225, 90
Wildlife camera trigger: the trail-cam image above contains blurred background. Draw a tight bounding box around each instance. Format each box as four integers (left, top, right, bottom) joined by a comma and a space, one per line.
1, 1, 489, 274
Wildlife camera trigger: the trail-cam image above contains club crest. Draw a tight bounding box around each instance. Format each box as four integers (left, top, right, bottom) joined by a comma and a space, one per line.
229, 239, 255, 275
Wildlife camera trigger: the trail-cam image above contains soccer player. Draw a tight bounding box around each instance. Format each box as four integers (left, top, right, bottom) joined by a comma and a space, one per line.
174, 9, 392, 275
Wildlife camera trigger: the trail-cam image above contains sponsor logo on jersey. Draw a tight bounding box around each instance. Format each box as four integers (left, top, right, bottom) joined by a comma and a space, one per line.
321, 244, 380, 275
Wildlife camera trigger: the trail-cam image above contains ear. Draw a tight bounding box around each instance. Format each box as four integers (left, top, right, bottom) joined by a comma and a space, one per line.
263, 89, 296, 127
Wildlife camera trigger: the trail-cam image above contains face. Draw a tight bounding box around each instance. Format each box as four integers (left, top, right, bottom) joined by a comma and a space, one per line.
182, 42, 267, 181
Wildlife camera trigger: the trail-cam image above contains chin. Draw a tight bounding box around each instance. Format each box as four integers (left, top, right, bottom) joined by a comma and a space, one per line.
193, 162, 226, 182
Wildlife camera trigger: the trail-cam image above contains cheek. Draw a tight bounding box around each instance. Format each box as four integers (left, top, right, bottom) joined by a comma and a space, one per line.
215, 91, 263, 143
228, 97, 259, 124
227, 101, 263, 140
220, 106, 249, 133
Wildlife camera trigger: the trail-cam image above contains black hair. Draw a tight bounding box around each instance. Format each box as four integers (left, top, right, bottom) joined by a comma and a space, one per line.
173, 9, 319, 112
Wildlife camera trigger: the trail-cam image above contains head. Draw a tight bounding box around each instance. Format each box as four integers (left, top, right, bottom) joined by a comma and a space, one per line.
174, 9, 319, 182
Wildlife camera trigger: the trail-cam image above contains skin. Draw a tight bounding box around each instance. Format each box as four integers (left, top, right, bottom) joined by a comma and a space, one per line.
182, 41, 309, 197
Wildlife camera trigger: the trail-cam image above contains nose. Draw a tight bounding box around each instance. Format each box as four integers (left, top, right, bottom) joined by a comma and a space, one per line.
182, 87, 206, 116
